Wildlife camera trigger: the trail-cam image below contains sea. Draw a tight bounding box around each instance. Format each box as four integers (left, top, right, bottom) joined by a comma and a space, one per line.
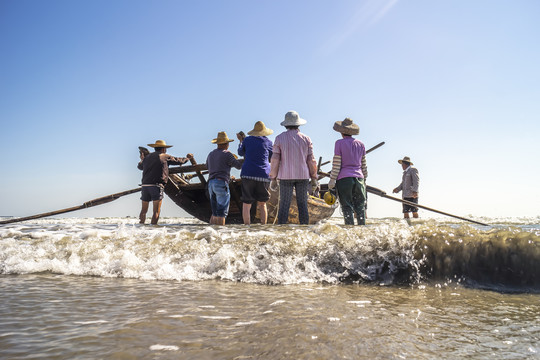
0, 216, 538, 359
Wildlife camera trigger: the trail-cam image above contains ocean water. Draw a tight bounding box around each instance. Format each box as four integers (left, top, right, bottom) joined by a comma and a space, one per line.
0, 216, 538, 359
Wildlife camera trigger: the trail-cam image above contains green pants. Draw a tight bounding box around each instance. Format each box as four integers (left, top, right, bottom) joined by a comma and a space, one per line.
336, 177, 366, 225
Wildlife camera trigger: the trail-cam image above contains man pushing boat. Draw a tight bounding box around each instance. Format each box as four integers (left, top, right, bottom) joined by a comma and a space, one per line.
138, 140, 193, 225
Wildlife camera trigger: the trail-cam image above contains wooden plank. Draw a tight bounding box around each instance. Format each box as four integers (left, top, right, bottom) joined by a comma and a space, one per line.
169, 164, 208, 174
178, 183, 207, 191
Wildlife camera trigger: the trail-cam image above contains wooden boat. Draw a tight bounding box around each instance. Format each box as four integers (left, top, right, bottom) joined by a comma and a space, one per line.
165, 157, 337, 224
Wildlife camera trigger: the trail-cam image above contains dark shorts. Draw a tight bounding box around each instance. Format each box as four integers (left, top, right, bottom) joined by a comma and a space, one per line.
241, 178, 270, 204
402, 197, 419, 213
141, 185, 164, 202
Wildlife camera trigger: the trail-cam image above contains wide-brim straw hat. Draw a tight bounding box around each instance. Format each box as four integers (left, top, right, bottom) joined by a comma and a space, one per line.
333, 117, 359, 135
280, 110, 307, 127
247, 121, 273, 136
211, 131, 234, 144
148, 139, 173, 148
398, 156, 413, 165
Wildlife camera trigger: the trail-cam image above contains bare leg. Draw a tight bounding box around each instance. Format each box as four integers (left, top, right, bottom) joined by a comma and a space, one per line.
150, 200, 162, 225
139, 201, 149, 224
258, 202, 268, 225
242, 203, 252, 225
412, 212, 419, 218
215, 216, 226, 225
404, 212, 410, 219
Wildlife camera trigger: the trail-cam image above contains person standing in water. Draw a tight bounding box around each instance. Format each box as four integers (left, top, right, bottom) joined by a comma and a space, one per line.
269, 110, 318, 224
327, 118, 368, 225
206, 132, 243, 225
393, 156, 420, 219
237, 121, 273, 225
138, 140, 192, 225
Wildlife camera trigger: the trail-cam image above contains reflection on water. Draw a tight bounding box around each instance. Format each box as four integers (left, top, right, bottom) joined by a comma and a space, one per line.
0, 275, 538, 359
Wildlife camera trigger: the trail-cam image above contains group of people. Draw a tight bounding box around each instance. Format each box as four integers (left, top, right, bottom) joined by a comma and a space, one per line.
137, 110, 420, 225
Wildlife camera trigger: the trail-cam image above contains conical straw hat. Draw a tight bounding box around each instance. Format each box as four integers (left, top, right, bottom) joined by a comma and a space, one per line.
247, 121, 273, 136
211, 131, 235, 144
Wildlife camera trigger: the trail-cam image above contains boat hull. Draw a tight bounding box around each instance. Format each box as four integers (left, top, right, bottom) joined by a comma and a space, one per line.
164, 177, 336, 224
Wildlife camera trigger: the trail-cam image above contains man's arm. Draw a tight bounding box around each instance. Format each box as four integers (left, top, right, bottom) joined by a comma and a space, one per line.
165, 153, 192, 166
226, 152, 243, 170
268, 141, 281, 179
410, 168, 419, 196
137, 154, 144, 170
237, 133, 246, 157
361, 155, 368, 179
306, 138, 318, 180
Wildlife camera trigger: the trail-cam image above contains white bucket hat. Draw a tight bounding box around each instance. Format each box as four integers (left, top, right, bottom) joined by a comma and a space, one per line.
280, 110, 307, 127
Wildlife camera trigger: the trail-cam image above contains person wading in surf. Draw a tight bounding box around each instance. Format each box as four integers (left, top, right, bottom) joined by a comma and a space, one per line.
138, 140, 193, 225
206, 132, 243, 225
327, 118, 368, 225
269, 110, 318, 225
393, 156, 420, 219
237, 121, 274, 225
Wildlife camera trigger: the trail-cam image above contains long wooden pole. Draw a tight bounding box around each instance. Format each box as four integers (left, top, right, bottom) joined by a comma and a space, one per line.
0, 188, 142, 225
365, 185, 489, 226
366, 141, 385, 154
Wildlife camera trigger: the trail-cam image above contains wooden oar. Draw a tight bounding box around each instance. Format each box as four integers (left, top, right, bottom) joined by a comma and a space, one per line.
318, 141, 385, 180
366, 141, 385, 154
366, 185, 489, 226
0, 188, 142, 225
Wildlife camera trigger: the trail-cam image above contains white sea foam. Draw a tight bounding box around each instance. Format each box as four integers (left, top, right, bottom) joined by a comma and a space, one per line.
149, 344, 179, 351
200, 316, 232, 320
74, 320, 108, 325
1, 217, 538, 287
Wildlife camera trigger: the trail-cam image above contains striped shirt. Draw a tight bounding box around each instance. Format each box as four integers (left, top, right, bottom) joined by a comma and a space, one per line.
269, 129, 317, 180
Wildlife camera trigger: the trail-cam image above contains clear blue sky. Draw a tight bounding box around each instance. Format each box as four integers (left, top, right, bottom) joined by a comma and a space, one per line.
1, 0, 539, 219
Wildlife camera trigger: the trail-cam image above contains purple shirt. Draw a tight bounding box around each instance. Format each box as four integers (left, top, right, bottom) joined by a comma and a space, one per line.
334, 137, 366, 180
269, 129, 317, 180
238, 136, 273, 179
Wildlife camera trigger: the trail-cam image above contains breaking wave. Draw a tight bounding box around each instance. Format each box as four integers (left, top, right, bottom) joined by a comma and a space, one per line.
0, 217, 538, 292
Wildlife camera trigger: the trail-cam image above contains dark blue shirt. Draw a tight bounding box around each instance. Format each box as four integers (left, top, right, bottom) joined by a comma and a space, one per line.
206, 149, 242, 182
238, 136, 273, 179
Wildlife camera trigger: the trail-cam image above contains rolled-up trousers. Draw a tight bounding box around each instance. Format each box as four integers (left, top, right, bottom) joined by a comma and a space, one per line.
336, 177, 366, 225
278, 179, 309, 224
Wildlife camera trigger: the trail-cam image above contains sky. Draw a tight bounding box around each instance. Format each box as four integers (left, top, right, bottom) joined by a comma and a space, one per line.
1, 0, 539, 220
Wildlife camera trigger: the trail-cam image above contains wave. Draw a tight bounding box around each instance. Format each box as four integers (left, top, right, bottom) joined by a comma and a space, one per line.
0, 218, 538, 292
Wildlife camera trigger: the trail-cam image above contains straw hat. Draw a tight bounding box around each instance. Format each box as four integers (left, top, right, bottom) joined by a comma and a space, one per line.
148, 139, 173, 148
280, 110, 307, 127
398, 156, 413, 165
211, 131, 234, 144
247, 121, 273, 136
333, 118, 359, 135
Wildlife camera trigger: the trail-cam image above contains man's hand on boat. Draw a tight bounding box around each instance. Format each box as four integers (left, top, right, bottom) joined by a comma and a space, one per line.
186, 153, 194, 160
